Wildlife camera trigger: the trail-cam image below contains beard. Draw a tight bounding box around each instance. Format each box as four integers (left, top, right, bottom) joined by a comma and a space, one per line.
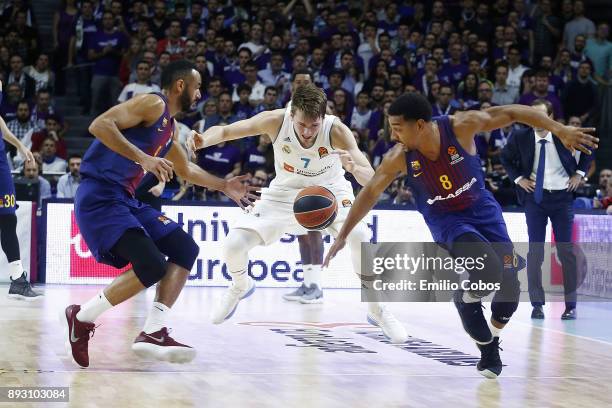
180, 88, 192, 112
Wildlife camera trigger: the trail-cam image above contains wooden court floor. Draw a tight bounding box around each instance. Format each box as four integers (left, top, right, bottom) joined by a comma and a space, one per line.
1, 285, 611, 408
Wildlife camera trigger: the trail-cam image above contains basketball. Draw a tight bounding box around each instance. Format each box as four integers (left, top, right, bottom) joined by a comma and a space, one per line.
293, 186, 338, 230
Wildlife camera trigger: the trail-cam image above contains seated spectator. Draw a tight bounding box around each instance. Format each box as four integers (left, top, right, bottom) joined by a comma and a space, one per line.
15, 159, 51, 207
39, 137, 67, 174
597, 168, 612, 195
250, 168, 269, 188
28, 115, 67, 160
242, 135, 273, 174
257, 52, 290, 88
253, 86, 281, 114
193, 98, 220, 132
118, 37, 143, 85
7, 100, 36, 144
486, 158, 518, 207
492, 63, 519, 106
584, 22, 612, 86
593, 177, 612, 214
518, 70, 564, 120
232, 61, 265, 106
0, 83, 24, 122
156, 19, 186, 61
56, 154, 81, 198
117, 61, 161, 103
386, 181, 416, 206
217, 92, 238, 124
471, 80, 497, 110
233, 83, 254, 120
488, 124, 515, 158
350, 91, 373, 134
456, 72, 479, 109
31, 89, 61, 130
431, 84, 457, 116
24, 53, 54, 93
7, 54, 36, 99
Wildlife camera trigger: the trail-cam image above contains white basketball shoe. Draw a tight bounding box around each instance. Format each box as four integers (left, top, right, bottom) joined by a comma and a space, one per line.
211, 277, 256, 324
367, 304, 408, 344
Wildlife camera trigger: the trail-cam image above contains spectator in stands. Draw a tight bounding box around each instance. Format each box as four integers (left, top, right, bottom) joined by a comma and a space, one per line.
56, 154, 81, 199
456, 72, 479, 110
0, 83, 23, 122
156, 19, 186, 61
519, 70, 564, 120
532, 0, 561, 64
506, 45, 529, 93
233, 61, 265, 106
486, 158, 518, 207
239, 22, 266, 59
39, 137, 67, 174
24, 53, 54, 94
473, 80, 495, 110
117, 61, 160, 103
250, 168, 269, 189
13, 10, 39, 62
350, 91, 373, 135
87, 11, 128, 115
7, 101, 35, 144
31, 89, 60, 130
562, 61, 598, 125
593, 177, 612, 214
492, 63, 519, 105
585, 22, 612, 86
597, 168, 612, 193
29, 115, 67, 160
432, 84, 457, 116
563, 0, 595, 53
193, 98, 219, 132
242, 135, 273, 174
7, 54, 35, 99
233, 83, 253, 121
258, 52, 290, 89
150, 0, 170, 40
53, 0, 79, 96
70, 0, 97, 114
118, 37, 143, 85
254, 86, 280, 114
18, 159, 51, 207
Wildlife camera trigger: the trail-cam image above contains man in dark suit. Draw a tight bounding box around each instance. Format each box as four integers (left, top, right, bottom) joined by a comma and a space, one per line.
501, 99, 593, 320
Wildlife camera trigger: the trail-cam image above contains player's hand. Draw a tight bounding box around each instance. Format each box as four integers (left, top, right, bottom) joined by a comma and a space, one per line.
557, 126, 598, 155
323, 236, 347, 268
331, 149, 355, 172
223, 174, 261, 210
140, 155, 174, 182
567, 174, 583, 192
517, 178, 535, 193
187, 130, 205, 152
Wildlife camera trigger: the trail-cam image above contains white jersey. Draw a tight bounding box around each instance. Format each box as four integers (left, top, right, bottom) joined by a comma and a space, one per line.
262, 104, 353, 203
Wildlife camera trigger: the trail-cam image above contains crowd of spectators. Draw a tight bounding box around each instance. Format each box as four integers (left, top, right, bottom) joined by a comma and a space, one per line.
2, 0, 612, 212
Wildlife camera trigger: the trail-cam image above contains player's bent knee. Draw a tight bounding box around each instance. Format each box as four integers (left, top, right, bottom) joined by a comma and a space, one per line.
132, 250, 167, 288
157, 228, 200, 271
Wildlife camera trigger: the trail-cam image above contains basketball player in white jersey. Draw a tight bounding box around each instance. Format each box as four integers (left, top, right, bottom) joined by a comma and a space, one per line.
188, 83, 407, 343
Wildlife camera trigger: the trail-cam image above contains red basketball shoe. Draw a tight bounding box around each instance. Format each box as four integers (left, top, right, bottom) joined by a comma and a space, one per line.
132, 328, 196, 363
61, 305, 96, 368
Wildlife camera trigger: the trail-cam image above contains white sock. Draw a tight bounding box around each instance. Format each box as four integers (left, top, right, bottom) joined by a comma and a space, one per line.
463, 291, 481, 303
8, 260, 24, 280
230, 269, 250, 290
308, 264, 323, 288
76, 291, 113, 323
302, 264, 312, 286
143, 302, 170, 334
489, 321, 503, 338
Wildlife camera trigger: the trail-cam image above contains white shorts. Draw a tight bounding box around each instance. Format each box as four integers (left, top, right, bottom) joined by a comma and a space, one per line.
234, 187, 356, 246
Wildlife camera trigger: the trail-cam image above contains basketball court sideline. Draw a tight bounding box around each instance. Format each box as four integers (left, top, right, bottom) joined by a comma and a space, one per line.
1, 285, 611, 408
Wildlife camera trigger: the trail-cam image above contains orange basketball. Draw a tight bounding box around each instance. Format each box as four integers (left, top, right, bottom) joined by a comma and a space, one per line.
293, 186, 338, 230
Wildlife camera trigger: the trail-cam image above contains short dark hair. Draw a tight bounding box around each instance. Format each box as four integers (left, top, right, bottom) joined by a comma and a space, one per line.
532, 98, 553, 116
291, 68, 312, 82
388, 93, 432, 122
264, 86, 277, 94
237, 83, 252, 94
68, 154, 82, 161
160, 60, 196, 89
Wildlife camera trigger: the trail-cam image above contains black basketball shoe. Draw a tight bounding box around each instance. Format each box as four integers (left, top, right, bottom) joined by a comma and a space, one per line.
8, 272, 43, 301
477, 337, 503, 379
453, 289, 492, 343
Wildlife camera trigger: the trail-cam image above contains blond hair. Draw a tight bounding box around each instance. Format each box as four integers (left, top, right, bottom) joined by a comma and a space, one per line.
291, 83, 327, 119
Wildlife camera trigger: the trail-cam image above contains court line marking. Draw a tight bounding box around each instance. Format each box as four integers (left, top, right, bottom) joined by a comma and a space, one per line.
512, 320, 612, 347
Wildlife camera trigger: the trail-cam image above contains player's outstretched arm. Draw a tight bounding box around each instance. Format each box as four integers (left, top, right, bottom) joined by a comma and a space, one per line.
88, 94, 175, 182
167, 140, 259, 209
0, 115, 34, 164
323, 144, 407, 267
452, 105, 599, 154
330, 118, 375, 186
188, 109, 283, 151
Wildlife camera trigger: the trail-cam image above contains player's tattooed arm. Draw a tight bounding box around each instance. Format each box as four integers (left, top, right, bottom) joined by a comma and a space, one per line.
89, 94, 175, 182
188, 109, 284, 151
330, 118, 374, 186
452, 105, 598, 154
324, 144, 407, 266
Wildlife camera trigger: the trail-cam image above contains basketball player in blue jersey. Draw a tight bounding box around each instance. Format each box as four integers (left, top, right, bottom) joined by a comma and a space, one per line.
324, 92, 598, 378
61, 60, 258, 368
0, 80, 41, 300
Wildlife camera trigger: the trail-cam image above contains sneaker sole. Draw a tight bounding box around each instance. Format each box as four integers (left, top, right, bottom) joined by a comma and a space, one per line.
282, 294, 304, 301
132, 343, 196, 364
298, 296, 324, 304
478, 367, 501, 379
215, 283, 256, 324
367, 315, 408, 344
57, 308, 87, 369
8, 293, 43, 301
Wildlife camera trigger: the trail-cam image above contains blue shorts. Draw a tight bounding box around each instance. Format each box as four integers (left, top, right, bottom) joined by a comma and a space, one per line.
74, 177, 180, 268
426, 197, 511, 244
0, 156, 16, 215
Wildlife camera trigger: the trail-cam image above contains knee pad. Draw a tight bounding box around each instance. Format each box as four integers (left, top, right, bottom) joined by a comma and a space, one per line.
491, 270, 520, 323
157, 228, 199, 271
132, 249, 167, 288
